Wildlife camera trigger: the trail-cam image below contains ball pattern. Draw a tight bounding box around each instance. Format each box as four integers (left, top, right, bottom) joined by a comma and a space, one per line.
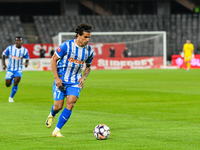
93, 124, 110, 140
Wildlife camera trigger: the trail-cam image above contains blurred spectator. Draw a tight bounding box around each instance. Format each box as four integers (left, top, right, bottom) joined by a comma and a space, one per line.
39, 45, 45, 58
109, 45, 115, 57
122, 46, 131, 57
50, 47, 55, 58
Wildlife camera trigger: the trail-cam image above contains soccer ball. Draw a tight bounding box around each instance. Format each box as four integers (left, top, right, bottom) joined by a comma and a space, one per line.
93, 124, 110, 140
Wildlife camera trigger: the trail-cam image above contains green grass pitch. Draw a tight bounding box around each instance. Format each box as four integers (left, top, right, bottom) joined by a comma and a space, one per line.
0, 69, 200, 150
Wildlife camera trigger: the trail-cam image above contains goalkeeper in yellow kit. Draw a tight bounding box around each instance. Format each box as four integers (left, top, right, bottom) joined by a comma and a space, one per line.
182, 39, 194, 71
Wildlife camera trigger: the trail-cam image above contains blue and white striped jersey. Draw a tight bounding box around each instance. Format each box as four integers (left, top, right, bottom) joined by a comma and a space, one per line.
55, 39, 93, 84
3, 45, 29, 71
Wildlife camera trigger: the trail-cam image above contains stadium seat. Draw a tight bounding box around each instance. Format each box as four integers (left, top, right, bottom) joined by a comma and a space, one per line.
0, 16, 27, 55
29, 14, 200, 58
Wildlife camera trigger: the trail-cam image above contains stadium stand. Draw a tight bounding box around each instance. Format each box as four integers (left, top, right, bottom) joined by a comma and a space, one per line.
0, 16, 28, 53
1, 14, 200, 59
33, 14, 200, 58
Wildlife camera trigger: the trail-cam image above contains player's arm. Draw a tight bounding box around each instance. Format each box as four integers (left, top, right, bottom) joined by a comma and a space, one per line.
2, 54, 7, 70
24, 59, 29, 68
50, 53, 63, 87
182, 44, 185, 58
182, 48, 185, 54
24, 49, 30, 67
78, 64, 91, 89
78, 48, 93, 89
181, 49, 184, 58
83, 64, 91, 80
192, 50, 194, 58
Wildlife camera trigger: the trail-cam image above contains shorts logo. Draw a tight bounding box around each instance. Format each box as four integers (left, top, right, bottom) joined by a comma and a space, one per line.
57, 47, 61, 52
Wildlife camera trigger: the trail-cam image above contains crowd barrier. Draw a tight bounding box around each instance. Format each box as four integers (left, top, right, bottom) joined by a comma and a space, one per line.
0, 56, 165, 72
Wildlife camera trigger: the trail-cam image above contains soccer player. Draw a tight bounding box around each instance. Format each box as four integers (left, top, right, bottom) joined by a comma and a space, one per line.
45, 23, 94, 137
2, 36, 29, 102
182, 39, 194, 71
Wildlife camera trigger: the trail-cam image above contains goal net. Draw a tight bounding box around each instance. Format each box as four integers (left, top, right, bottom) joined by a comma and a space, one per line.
53, 31, 167, 69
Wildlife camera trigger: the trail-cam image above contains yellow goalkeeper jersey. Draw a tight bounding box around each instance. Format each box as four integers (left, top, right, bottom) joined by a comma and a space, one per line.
183, 43, 194, 56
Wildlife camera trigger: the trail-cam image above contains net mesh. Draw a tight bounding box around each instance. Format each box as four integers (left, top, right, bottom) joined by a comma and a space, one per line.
53, 32, 164, 57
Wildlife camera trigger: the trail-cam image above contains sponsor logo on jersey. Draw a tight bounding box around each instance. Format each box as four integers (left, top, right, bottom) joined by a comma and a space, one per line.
68, 57, 84, 64
12, 56, 22, 60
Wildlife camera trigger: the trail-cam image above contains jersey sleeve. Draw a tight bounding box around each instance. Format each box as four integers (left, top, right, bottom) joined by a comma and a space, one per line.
2, 46, 10, 56
24, 48, 29, 59
55, 42, 67, 58
183, 44, 186, 50
85, 50, 94, 65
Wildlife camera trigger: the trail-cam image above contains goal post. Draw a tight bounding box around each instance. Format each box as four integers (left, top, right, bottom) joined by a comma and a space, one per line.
53, 31, 167, 69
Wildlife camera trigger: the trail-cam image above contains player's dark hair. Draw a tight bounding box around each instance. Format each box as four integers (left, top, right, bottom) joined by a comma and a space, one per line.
15, 36, 22, 41
75, 23, 93, 37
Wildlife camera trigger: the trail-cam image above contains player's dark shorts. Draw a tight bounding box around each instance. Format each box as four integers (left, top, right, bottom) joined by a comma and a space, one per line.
53, 81, 81, 100
5, 70, 22, 79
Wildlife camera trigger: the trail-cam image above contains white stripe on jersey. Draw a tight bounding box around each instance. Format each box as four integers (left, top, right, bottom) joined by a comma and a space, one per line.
64, 42, 73, 82
11, 46, 15, 70
62, 42, 69, 69
14, 47, 20, 71
64, 41, 78, 83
